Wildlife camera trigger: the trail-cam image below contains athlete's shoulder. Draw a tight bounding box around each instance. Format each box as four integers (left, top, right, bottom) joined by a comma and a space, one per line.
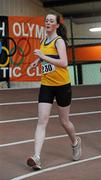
55, 36, 65, 47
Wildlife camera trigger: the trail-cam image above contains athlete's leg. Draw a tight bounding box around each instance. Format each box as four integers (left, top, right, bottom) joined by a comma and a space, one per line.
57, 105, 77, 145
27, 85, 54, 169
55, 84, 81, 161
57, 105, 81, 161
27, 103, 52, 169
34, 103, 52, 157
55, 84, 76, 144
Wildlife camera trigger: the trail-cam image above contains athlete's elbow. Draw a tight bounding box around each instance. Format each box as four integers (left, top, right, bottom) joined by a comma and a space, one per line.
61, 62, 68, 68
60, 59, 68, 68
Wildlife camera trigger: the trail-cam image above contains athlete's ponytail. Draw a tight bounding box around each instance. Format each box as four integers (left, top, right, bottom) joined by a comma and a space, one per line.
56, 15, 69, 47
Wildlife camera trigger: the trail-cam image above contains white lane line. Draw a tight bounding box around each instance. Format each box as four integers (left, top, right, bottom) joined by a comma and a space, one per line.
11, 155, 101, 180
0, 117, 38, 124
70, 110, 101, 116
0, 115, 58, 124
72, 96, 101, 100
0, 96, 101, 106
0, 101, 37, 106
0, 110, 101, 124
0, 129, 101, 147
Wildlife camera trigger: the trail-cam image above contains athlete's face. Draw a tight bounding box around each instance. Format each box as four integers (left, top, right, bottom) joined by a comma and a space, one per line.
45, 14, 59, 33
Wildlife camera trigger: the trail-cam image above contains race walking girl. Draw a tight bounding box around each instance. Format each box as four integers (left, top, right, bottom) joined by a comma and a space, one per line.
27, 13, 81, 170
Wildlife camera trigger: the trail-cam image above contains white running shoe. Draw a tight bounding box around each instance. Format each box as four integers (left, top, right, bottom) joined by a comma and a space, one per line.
27, 155, 42, 170
72, 136, 82, 161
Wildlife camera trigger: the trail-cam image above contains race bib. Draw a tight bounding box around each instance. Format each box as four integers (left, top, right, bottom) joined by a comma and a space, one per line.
42, 62, 55, 74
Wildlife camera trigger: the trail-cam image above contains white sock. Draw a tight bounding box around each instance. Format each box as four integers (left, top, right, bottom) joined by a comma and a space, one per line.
34, 155, 40, 159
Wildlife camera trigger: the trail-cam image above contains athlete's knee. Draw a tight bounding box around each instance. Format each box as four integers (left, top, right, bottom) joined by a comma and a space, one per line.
60, 118, 70, 127
38, 115, 49, 127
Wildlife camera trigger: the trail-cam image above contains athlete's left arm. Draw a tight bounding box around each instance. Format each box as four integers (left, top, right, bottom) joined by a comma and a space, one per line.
33, 39, 68, 68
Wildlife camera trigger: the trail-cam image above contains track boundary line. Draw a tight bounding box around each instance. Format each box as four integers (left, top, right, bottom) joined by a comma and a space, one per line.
11, 155, 101, 180
0, 110, 101, 124
0, 96, 101, 106
0, 129, 101, 147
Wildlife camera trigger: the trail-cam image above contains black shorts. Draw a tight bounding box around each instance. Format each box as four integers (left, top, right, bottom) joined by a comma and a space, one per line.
38, 83, 72, 107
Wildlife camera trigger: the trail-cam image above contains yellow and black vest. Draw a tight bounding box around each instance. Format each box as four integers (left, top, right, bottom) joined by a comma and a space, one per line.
40, 36, 71, 86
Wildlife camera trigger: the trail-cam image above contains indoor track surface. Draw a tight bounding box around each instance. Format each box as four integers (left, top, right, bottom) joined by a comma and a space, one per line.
0, 85, 101, 180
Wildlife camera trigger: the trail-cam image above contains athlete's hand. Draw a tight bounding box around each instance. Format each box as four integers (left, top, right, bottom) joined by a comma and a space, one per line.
33, 49, 45, 60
